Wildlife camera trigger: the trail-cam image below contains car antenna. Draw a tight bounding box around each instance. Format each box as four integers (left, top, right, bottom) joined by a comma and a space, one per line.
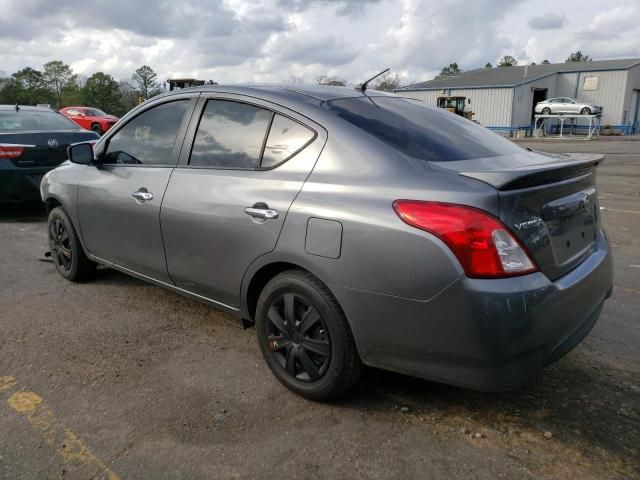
14, 104, 20, 112
355, 68, 390, 92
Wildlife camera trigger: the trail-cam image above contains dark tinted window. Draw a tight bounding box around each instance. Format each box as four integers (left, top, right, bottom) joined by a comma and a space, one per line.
262, 114, 315, 168
190, 100, 272, 168
324, 97, 523, 162
0, 110, 78, 132
85, 108, 108, 117
104, 100, 188, 165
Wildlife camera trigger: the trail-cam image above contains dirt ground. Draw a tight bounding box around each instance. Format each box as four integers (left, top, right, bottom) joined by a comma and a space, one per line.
0, 139, 638, 479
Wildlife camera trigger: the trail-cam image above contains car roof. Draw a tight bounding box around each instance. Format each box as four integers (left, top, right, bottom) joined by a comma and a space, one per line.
154, 83, 396, 105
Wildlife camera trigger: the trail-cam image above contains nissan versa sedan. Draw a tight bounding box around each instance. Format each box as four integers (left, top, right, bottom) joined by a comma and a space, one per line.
535, 97, 603, 116
41, 85, 613, 400
0, 105, 98, 204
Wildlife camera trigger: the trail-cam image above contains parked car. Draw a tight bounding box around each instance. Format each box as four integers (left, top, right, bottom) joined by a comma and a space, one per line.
0, 105, 98, 204
41, 85, 613, 400
535, 97, 602, 115
59, 106, 119, 135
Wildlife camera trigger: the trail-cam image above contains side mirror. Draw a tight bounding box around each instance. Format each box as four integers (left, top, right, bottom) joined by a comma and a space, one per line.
68, 142, 94, 165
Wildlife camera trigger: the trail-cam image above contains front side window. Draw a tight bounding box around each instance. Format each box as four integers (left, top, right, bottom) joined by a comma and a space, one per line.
86, 108, 108, 117
104, 100, 188, 166
261, 114, 315, 168
190, 100, 272, 169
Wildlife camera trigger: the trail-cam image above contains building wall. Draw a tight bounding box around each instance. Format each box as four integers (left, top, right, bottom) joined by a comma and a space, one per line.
398, 67, 637, 128
556, 72, 578, 97
511, 74, 558, 127
574, 70, 628, 125
622, 65, 640, 128
397, 87, 513, 126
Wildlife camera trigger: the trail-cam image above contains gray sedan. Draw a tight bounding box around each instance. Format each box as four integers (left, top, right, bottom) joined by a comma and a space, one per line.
41, 85, 612, 400
535, 97, 603, 115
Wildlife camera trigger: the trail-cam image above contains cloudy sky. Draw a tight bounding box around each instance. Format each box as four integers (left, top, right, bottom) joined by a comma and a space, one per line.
0, 0, 639, 85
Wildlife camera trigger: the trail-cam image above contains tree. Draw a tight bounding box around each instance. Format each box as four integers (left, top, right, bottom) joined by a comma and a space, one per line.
542, 59, 551, 64
9, 67, 51, 105
0, 77, 24, 104
132, 65, 163, 100
498, 55, 518, 67
372, 72, 403, 92
484, 62, 493, 68
436, 63, 461, 79
315, 74, 346, 86
43, 60, 77, 108
82, 72, 123, 114
284, 74, 306, 84
565, 51, 592, 63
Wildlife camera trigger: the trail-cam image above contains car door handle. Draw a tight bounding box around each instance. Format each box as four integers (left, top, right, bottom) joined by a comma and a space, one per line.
244, 206, 279, 220
132, 189, 153, 202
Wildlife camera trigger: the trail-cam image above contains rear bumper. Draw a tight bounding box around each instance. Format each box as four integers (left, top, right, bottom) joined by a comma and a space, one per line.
333, 230, 613, 391
0, 166, 51, 203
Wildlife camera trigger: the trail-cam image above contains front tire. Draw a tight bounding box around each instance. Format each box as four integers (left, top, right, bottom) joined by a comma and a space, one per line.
580, 107, 591, 115
256, 270, 363, 401
541, 107, 551, 115
48, 207, 96, 282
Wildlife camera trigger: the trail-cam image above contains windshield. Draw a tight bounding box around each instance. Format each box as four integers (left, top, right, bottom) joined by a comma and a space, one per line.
85, 108, 108, 117
0, 110, 79, 132
323, 96, 523, 162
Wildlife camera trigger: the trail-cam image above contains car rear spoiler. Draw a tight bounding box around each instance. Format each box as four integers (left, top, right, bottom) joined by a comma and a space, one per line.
457, 153, 605, 191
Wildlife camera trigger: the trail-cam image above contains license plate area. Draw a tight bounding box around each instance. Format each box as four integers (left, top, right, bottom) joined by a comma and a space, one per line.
543, 187, 597, 267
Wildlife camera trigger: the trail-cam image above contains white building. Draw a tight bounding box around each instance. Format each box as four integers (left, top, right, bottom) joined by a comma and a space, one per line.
396, 59, 640, 132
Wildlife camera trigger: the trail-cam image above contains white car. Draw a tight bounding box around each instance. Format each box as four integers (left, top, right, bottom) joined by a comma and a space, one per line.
535, 97, 602, 116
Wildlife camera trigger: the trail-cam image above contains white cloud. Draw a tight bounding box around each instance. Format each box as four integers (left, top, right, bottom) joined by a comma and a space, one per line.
528, 13, 566, 30
0, 0, 638, 86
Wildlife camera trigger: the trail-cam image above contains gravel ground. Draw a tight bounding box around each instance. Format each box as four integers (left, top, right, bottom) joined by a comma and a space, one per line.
0, 139, 638, 479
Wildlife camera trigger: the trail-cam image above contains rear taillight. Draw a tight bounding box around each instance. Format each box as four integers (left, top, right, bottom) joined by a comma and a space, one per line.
393, 200, 538, 278
0, 144, 26, 159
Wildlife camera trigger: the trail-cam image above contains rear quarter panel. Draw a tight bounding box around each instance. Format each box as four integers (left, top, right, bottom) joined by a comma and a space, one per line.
269, 124, 501, 301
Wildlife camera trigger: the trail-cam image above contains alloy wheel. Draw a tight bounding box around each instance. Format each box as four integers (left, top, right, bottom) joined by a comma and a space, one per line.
265, 293, 331, 382
49, 218, 72, 271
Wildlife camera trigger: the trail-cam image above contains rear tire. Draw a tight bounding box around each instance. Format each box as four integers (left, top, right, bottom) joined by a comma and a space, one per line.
541, 107, 551, 115
91, 123, 102, 135
580, 107, 591, 115
48, 207, 96, 282
256, 270, 363, 401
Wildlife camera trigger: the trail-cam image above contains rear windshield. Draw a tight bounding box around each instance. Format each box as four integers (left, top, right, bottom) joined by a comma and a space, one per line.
323, 96, 523, 162
0, 110, 79, 132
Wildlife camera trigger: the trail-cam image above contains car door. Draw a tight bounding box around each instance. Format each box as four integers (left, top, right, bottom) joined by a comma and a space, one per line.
75, 109, 91, 130
64, 108, 84, 129
160, 95, 326, 308
564, 98, 579, 114
77, 95, 197, 282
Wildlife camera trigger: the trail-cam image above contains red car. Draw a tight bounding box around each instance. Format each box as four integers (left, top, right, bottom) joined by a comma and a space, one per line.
59, 107, 119, 135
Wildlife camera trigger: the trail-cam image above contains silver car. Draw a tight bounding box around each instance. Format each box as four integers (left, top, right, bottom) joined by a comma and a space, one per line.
41, 85, 613, 400
535, 97, 603, 115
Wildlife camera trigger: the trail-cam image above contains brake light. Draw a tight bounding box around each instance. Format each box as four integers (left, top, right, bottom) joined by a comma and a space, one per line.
393, 200, 538, 278
0, 145, 25, 159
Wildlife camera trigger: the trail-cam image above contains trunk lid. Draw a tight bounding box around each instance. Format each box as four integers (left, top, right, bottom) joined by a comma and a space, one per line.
432, 150, 603, 280
0, 130, 98, 168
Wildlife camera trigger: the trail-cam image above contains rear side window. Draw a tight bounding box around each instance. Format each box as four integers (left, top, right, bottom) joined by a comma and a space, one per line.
190, 100, 272, 168
324, 97, 523, 162
0, 110, 78, 132
262, 114, 315, 168
104, 100, 188, 166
